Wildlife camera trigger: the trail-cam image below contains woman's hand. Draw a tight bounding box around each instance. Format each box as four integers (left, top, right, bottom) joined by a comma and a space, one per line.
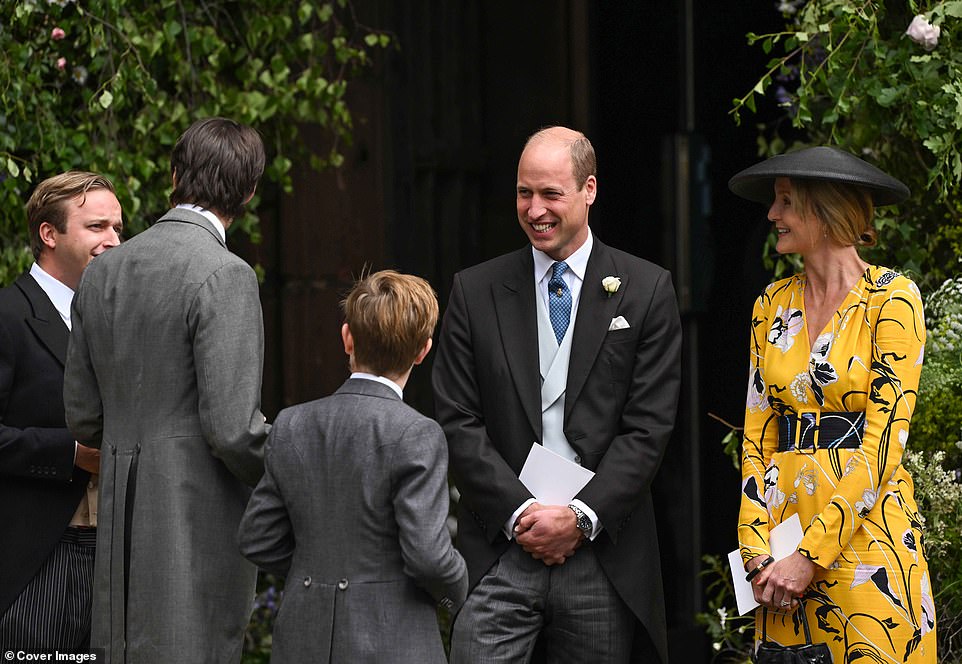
752, 551, 815, 611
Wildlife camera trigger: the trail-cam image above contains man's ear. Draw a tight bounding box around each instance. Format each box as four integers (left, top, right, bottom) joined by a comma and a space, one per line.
412, 337, 433, 366
243, 188, 256, 205
341, 323, 354, 357
38, 221, 59, 251
583, 175, 597, 206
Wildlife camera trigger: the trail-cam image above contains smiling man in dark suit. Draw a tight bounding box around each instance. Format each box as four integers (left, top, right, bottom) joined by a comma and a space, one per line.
433, 126, 682, 663
0, 171, 122, 650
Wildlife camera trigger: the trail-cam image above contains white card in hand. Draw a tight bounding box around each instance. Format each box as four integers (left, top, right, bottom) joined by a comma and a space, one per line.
728, 513, 804, 615
518, 443, 595, 504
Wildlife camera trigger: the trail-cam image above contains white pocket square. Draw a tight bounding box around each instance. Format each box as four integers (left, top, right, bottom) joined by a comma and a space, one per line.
608, 316, 630, 331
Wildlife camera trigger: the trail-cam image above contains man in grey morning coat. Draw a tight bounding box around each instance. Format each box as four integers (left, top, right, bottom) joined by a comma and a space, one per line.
64, 117, 270, 663
239, 270, 467, 664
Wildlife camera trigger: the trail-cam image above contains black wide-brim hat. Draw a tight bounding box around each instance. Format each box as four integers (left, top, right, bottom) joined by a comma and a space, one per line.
728, 146, 910, 206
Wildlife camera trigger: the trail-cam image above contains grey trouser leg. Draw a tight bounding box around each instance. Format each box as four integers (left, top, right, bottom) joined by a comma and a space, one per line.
451, 542, 635, 664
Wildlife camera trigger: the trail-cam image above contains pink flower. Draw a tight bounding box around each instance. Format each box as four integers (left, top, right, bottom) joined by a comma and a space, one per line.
906, 15, 940, 51
51, 27, 66, 41
57, 57, 67, 70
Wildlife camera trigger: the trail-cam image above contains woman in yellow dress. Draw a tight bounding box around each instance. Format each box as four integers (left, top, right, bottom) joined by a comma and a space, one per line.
728, 147, 937, 662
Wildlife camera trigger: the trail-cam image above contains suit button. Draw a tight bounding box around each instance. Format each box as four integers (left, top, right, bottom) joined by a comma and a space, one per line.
337, 578, 349, 590
303, 577, 312, 587
574, 455, 582, 465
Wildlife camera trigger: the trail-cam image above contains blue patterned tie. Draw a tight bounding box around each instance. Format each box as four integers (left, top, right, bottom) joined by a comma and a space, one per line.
548, 261, 572, 344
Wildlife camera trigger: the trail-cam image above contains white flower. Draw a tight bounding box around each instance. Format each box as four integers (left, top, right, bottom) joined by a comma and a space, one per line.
768, 306, 804, 352
72, 65, 88, 85
906, 15, 940, 51
602, 276, 621, 296
789, 372, 811, 403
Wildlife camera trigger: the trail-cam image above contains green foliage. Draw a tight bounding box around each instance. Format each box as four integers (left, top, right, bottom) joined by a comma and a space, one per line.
0, 0, 391, 285
733, 0, 962, 289
695, 555, 754, 663
913, 276, 962, 470
904, 448, 962, 661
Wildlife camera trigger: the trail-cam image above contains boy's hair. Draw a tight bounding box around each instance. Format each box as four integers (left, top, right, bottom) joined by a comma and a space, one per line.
341, 270, 438, 376
26, 171, 116, 259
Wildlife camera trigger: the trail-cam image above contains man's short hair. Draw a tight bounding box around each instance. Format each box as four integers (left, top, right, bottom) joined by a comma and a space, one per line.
26, 171, 117, 260
170, 117, 266, 221
525, 126, 597, 190
341, 270, 439, 376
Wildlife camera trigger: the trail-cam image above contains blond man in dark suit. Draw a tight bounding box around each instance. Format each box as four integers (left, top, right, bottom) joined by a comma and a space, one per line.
0, 171, 122, 650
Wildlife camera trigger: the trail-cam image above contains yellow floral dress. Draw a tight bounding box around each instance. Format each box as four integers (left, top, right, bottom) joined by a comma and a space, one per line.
739, 266, 936, 663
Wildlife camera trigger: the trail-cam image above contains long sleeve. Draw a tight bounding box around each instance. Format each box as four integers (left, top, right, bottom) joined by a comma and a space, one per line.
189, 261, 269, 487
738, 288, 780, 564
391, 418, 468, 608
237, 427, 295, 577
0, 315, 75, 481
432, 273, 534, 542
64, 279, 104, 449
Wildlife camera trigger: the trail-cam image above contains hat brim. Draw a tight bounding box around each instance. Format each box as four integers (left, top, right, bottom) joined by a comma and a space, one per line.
728, 146, 910, 207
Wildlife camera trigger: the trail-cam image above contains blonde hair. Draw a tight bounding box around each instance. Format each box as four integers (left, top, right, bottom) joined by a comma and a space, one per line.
341, 270, 438, 375
791, 178, 877, 248
26, 171, 116, 259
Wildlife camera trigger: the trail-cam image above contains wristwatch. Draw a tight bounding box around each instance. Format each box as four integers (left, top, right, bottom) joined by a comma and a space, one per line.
568, 504, 592, 540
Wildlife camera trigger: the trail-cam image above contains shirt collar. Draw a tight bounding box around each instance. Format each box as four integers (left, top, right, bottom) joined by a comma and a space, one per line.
30, 262, 74, 329
176, 204, 226, 242
532, 230, 593, 283
350, 372, 404, 399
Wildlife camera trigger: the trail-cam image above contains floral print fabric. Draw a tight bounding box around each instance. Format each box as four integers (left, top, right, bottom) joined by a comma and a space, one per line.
739, 266, 936, 662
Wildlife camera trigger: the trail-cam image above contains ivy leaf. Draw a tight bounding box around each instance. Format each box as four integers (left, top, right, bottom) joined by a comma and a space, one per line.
876, 87, 900, 107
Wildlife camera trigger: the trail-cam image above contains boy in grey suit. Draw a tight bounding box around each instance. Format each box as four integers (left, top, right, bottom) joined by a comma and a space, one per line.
239, 270, 467, 664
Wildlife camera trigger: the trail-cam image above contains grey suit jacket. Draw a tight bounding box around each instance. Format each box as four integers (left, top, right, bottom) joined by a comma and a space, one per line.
64, 208, 269, 663
238, 378, 467, 664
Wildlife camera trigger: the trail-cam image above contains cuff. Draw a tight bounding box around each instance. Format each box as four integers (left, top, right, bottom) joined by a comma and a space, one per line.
503, 498, 537, 540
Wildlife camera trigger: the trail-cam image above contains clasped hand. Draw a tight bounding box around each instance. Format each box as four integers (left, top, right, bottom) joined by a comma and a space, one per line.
514, 502, 583, 566
746, 551, 815, 611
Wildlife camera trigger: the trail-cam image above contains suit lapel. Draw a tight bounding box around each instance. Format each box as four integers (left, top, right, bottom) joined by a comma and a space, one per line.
16, 273, 69, 366
493, 249, 542, 441
566, 239, 622, 416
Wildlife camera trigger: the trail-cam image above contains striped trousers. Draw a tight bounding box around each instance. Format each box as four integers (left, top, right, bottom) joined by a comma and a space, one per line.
0, 527, 96, 651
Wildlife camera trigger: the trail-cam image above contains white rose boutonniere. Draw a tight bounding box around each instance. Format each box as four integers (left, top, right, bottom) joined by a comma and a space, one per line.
602, 276, 621, 297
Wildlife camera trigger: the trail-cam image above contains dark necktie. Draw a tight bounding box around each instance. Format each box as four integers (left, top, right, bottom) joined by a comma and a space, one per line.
548, 261, 572, 344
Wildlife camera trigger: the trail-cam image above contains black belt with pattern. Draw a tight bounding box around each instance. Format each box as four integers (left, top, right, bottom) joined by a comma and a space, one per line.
777, 411, 865, 452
